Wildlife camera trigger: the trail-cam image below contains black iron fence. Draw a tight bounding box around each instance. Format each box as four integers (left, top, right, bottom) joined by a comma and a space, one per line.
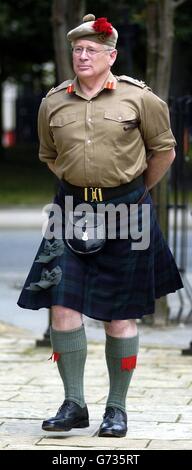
168, 97, 192, 322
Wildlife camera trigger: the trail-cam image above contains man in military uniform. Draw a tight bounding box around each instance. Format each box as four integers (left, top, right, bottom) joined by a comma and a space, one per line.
18, 14, 183, 437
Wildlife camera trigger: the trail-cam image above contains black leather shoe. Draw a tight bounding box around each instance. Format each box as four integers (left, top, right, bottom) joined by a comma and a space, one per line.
42, 400, 89, 432
98, 406, 127, 437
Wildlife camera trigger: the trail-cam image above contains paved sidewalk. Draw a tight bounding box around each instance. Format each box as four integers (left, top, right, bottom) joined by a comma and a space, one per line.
0, 322, 192, 451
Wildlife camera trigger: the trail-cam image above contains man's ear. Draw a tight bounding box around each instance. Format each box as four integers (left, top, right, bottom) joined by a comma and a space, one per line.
109, 49, 117, 66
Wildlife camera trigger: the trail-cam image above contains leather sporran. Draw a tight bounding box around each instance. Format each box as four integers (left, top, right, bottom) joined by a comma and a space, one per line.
65, 211, 106, 255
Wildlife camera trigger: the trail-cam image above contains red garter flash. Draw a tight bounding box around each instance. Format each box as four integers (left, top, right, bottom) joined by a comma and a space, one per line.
121, 355, 137, 371
49, 352, 60, 362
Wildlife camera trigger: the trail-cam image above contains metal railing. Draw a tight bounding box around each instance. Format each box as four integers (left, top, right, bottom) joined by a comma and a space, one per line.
168, 96, 192, 323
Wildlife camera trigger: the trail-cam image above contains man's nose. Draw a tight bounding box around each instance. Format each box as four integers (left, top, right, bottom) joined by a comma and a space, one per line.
80, 49, 88, 59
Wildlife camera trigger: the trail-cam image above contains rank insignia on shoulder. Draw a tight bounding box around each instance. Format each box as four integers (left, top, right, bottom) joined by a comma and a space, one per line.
45, 80, 73, 97
117, 75, 147, 89
46, 87, 55, 97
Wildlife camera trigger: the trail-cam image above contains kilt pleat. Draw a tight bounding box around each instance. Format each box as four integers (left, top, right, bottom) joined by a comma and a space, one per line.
17, 183, 183, 321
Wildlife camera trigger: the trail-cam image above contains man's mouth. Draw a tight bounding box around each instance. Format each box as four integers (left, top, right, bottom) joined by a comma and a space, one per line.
78, 65, 91, 69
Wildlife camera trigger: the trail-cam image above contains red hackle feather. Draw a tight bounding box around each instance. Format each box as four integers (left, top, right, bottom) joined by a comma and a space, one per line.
92, 17, 113, 36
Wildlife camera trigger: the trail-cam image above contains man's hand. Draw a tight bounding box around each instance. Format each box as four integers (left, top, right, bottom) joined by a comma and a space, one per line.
144, 148, 175, 190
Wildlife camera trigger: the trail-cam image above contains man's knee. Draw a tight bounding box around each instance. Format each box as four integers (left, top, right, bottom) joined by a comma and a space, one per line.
51, 306, 82, 330
104, 319, 137, 337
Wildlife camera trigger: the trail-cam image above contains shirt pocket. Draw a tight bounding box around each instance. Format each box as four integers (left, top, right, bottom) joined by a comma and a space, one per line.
104, 110, 139, 136
103, 110, 140, 148
49, 113, 77, 150
104, 110, 139, 127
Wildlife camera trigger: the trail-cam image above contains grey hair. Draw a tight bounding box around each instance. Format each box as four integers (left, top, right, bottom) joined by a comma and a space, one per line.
71, 42, 116, 52
103, 45, 116, 53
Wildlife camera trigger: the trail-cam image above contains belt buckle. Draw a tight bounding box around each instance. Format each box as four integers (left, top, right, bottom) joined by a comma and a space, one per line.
84, 187, 103, 202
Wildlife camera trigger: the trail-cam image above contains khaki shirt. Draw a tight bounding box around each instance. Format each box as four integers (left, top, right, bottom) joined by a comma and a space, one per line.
38, 71, 176, 187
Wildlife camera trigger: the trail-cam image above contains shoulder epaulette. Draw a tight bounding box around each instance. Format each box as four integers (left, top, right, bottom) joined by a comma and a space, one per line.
116, 75, 148, 89
46, 80, 73, 97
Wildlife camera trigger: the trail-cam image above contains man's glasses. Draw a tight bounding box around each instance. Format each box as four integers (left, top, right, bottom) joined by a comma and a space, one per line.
72, 47, 112, 57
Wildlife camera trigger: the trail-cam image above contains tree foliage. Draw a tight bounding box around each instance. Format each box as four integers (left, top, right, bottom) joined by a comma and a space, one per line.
0, 0, 53, 82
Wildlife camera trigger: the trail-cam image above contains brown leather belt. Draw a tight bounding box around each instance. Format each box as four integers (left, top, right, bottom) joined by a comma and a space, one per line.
62, 174, 144, 202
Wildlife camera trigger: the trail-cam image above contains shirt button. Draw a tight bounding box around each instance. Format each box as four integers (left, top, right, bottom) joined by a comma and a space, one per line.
88, 118, 92, 122
118, 116, 122, 120
89, 100, 92, 104
87, 139, 91, 144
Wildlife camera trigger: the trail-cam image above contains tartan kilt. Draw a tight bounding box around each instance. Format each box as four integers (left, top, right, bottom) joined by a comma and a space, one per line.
17, 182, 183, 321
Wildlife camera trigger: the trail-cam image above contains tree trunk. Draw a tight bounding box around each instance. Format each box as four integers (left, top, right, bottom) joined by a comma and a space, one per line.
146, 0, 174, 101
51, 0, 85, 83
156, 0, 174, 102
146, 0, 187, 100
146, 1, 158, 91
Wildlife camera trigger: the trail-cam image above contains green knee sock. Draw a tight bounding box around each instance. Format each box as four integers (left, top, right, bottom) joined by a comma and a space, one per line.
105, 334, 139, 412
50, 325, 87, 408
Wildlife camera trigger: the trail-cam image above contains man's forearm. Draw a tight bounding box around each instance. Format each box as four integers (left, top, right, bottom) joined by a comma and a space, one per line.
144, 148, 175, 190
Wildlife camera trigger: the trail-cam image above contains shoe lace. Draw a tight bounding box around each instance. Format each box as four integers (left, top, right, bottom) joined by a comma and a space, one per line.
57, 400, 71, 414
104, 407, 116, 419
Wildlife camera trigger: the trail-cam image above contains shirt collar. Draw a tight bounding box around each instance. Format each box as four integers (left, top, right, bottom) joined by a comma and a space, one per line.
66, 71, 117, 96
103, 71, 117, 90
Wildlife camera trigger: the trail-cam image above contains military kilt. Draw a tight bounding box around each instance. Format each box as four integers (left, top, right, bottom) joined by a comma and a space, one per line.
17, 182, 183, 321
